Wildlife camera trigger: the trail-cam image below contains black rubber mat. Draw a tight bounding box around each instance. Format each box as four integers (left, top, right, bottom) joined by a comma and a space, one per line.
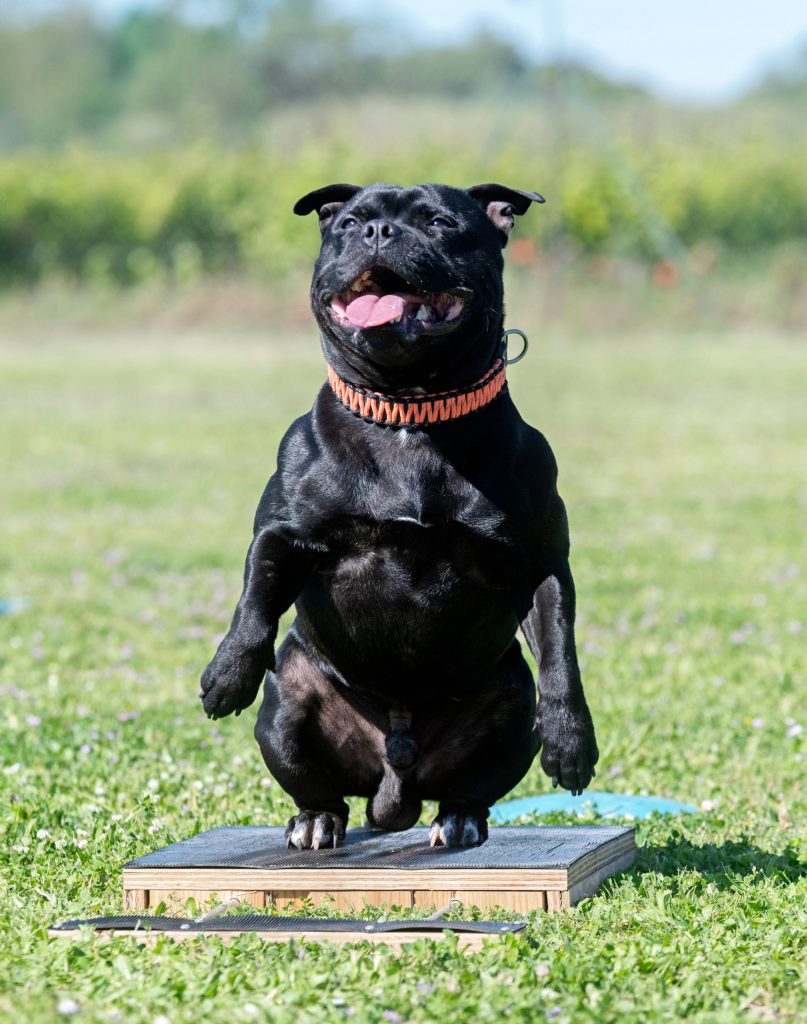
125, 825, 633, 871
51, 914, 525, 935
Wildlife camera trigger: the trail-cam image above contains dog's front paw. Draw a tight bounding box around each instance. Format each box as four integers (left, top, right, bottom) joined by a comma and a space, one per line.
199, 639, 269, 720
285, 810, 347, 850
537, 699, 599, 796
429, 807, 488, 848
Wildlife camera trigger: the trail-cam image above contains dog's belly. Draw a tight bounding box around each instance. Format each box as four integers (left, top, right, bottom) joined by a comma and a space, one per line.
294, 524, 522, 700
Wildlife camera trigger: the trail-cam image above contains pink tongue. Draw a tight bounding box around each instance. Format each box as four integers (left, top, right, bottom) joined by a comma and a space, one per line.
345, 293, 406, 327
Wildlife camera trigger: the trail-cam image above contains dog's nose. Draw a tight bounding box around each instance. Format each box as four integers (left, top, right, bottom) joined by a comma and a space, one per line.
362, 220, 401, 247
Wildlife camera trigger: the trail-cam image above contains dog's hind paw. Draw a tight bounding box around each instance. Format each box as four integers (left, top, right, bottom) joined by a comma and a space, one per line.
285, 810, 347, 850
429, 808, 488, 848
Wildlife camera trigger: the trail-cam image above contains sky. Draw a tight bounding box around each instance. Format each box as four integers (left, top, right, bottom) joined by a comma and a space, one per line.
341, 0, 807, 102
24, 0, 807, 102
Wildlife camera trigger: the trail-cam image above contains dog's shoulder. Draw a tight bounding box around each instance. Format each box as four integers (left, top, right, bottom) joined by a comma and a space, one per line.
512, 417, 559, 486
253, 408, 323, 529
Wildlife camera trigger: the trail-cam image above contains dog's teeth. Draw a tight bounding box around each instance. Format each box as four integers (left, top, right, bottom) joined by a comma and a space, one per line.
391, 315, 402, 323
415, 305, 432, 322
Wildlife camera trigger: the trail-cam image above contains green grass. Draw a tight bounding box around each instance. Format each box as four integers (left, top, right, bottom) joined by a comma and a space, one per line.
0, 320, 805, 1023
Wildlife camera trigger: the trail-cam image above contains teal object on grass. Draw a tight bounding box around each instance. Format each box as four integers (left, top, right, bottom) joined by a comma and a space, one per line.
491, 790, 699, 822
0, 597, 29, 615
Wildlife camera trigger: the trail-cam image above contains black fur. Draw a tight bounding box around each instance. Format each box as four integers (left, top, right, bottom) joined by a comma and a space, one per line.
200, 182, 598, 848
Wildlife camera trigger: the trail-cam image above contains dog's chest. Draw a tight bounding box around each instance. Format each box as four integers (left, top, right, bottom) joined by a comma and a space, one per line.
320, 437, 519, 597
350, 429, 507, 532
300, 507, 522, 685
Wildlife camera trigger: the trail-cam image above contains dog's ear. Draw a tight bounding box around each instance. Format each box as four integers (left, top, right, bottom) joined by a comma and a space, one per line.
293, 184, 363, 233
467, 183, 545, 245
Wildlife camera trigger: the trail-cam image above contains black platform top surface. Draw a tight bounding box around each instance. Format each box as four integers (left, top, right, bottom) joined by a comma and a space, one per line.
125, 825, 634, 872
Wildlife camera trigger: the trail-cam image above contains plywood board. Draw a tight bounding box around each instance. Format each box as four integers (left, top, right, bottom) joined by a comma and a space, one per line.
122, 825, 635, 913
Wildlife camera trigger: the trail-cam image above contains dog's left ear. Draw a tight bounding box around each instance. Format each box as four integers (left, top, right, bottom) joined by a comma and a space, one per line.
293, 184, 363, 233
467, 183, 545, 245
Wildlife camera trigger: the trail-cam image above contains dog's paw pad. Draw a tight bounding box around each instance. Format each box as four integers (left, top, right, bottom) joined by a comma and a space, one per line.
429, 810, 488, 848
285, 810, 346, 850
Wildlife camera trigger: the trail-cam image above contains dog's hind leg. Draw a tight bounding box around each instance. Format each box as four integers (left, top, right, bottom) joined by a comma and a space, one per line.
417, 641, 539, 847
254, 633, 350, 849
254, 627, 384, 849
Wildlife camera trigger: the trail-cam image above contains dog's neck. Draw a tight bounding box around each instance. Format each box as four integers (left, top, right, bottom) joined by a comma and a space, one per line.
326, 354, 507, 428
318, 317, 504, 395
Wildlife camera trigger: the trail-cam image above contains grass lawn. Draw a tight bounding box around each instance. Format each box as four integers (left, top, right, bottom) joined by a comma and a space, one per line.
1, 321, 805, 1023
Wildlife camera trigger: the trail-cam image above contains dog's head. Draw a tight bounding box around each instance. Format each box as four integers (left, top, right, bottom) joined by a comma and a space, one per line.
294, 182, 544, 390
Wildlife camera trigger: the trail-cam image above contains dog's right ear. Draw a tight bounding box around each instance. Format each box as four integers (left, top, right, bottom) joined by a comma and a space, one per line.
293, 184, 363, 233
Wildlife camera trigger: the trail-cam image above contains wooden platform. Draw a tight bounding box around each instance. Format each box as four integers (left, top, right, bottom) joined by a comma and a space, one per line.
123, 825, 636, 914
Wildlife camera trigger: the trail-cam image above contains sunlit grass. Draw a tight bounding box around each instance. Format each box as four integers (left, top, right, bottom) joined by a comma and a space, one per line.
1, 322, 805, 1023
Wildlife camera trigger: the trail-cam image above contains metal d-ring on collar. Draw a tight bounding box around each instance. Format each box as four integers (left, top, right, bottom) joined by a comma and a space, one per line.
501, 328, 529, 365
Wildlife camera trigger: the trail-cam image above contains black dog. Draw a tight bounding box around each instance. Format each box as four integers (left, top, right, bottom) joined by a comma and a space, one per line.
200, 182, 598, 848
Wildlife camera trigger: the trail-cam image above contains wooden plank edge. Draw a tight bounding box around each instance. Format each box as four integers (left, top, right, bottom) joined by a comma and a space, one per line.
566, 832, 637, 888
124, 889, 148, 911
122, 867, 572, 891
567, 848, 638, 905
545, 890, 570, 912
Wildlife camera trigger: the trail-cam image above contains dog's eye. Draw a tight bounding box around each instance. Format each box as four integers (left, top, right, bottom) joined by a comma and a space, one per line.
340, 216, 359, 230
429, 216, 454, 228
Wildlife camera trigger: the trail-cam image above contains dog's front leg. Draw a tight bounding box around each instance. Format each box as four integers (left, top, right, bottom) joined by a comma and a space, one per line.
200, 526, 309, 720
520, 566, 599, 794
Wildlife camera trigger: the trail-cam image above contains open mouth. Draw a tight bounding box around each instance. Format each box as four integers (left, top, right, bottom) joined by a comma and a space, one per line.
329, 266, 471, 332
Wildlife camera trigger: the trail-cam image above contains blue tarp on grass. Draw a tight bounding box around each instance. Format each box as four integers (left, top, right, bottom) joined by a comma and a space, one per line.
491, 790, 699, 822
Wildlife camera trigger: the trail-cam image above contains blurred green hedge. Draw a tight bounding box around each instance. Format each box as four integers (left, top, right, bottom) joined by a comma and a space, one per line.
1, 143, 805, 286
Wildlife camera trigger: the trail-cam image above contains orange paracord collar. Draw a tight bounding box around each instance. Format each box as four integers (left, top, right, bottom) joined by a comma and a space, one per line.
327, 358, 508, 427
